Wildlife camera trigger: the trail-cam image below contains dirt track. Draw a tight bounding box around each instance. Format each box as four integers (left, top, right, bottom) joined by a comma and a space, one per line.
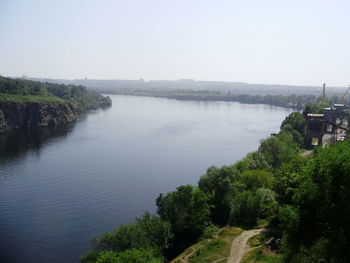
227, 228, 263, 263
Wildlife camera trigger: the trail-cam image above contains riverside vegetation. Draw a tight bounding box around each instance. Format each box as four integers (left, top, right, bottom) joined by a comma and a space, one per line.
0, 76, 112, 132
99, 88, 349, 110
81, 101, 350, 263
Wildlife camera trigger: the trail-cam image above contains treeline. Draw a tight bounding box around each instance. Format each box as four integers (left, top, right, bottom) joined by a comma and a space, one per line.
101, 88, 350, 110
0, 76, 112, 113
82, 103, 350, 263
100, 88, 324, 109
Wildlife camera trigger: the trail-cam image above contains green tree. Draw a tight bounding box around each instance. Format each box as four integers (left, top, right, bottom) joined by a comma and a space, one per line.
280, 140, 350, 262
135, 212, 173, 252
95, 249, 162, 263
81, 212, 173, 263
198, 165, 240, 225
156, 185, 211, 252
235, 152, 271, 172
229, 190, 261, 227
280, 112, 306, 146
240, 169, 273, 190
258, 133, 299, 169
281, 112, 306, 136
90, 223, 150, 252
302, 102, 329, 118
273, 155, 308, 205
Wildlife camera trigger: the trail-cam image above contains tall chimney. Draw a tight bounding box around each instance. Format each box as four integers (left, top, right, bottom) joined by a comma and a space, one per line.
323, 83, 326, 102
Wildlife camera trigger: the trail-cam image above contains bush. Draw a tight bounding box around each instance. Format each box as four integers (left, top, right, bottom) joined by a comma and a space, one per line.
95, 249, 162, 263
200, 225, 220, 240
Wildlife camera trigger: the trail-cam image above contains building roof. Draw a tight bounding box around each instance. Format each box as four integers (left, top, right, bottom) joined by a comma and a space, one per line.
307, 113, 324, 117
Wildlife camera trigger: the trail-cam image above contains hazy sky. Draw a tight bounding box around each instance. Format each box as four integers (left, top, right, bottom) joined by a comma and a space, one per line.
0, 0, 349, 86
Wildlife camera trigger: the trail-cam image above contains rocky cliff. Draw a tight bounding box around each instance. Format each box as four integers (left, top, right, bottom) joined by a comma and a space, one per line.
0, 100, 76, 133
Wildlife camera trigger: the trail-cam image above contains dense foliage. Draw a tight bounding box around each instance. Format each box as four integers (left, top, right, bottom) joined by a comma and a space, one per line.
302, 102, 330, 117
280, 112, 306, 146
82, 102, 350, 263
81, 212, 172, 263
156, 185, 212, 256
0, 76, 111, 113
277, 141, 350, 262
198, 166, 240, 225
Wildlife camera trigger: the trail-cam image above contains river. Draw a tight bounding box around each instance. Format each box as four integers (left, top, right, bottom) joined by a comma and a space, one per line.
0, 95, 293, 263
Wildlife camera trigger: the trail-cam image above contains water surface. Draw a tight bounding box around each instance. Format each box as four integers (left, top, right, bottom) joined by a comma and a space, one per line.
0, 95, 293, 263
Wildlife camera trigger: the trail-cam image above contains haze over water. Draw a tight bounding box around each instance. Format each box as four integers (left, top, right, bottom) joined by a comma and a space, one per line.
0, 95, 293, 263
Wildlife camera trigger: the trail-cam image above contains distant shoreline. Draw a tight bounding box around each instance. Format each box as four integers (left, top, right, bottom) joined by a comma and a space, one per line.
98, 89, 319, 110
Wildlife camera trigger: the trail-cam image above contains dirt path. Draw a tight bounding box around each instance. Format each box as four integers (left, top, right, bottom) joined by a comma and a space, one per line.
227, 228, 263, 263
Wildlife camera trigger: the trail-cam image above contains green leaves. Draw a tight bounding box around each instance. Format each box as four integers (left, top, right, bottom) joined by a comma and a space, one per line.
82, 213, 172, 263
0, 76, 110, 114
259, 133, 299, 169
95, 249, 162, 263
135, 212, 173, 251
278, 140, 350, 262
241, 169, 273, 190
156, 185, 211, 249
199, 165, 240, 225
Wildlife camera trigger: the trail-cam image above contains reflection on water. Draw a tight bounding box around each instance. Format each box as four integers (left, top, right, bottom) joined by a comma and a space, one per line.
0, 124, 75, 162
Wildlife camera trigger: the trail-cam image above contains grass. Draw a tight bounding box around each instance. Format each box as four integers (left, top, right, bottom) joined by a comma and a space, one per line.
256, 219, 270, 228
0, 93, 67, 104
248, 232, 268, 247
240, 246, 282, 263
171, 227, 242, 263
242, 231, 283, 263
189, 239, 226, 263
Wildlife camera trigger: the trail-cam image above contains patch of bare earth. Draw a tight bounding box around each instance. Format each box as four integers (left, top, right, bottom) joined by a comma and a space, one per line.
227, 229, 263, 263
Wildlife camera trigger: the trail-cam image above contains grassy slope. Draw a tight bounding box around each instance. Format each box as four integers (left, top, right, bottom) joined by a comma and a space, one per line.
170, 227, 242, 263
0, 94, 67, 104
240, 247, 282, 263
171, 228, 282, 263
240, 232, 282, 263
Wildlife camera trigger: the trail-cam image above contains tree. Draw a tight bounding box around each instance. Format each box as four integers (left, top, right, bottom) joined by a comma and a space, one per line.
90, 223, 150, 253
156, 185, 211, 252
229, 190, 261, 227
258, 133, 299, 169
279, 140, 350, 262
280, 112, 306, 146
302, 102, 329, 118
241, 169, 273, 190
281, 112, 306, 136
235, 152, 271, 172
94, 249, 162, 263
273, 155, 308, 205
135, 212, 173, 252
198, 165, 240, 225
81, 212, 173, 263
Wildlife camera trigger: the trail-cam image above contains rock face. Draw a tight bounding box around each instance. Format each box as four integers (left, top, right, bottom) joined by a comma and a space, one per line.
0, 100, 77, 133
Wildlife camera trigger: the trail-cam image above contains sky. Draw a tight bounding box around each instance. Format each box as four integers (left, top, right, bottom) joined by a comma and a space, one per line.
0, 0, 349, 86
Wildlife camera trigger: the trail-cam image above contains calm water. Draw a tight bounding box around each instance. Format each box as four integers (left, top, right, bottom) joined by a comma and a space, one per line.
0, 95, 293, 263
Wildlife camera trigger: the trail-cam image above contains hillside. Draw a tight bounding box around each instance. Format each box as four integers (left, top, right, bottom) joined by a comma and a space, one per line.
0, 76, 112, 132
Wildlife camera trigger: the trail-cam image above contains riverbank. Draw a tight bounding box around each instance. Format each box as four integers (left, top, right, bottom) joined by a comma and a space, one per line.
0, 95, 76, 133
96, 88, 320, 110
0, 76, 112, 133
